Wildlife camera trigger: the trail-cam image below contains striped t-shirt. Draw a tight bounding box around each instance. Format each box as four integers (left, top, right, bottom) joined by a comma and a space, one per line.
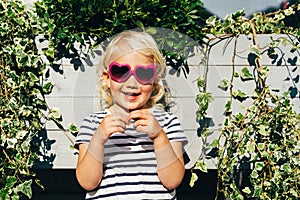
75, 109, 188, 200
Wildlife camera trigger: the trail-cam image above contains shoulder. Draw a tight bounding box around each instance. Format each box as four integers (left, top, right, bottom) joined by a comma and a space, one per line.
152, 108, 175, 118
82, 110, 109, 124
152, 109, 182, 129
75, 110, 109, 147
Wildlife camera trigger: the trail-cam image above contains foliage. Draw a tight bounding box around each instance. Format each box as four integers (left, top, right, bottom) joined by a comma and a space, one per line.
192, 3, 300, 200
33, 0, 208, 77
0, 0, 208, 199
0, 0, 66, 199
1, 0, 299, 199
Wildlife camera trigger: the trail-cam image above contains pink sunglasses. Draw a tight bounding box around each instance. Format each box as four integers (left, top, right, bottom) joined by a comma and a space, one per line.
108, 62, 157, 85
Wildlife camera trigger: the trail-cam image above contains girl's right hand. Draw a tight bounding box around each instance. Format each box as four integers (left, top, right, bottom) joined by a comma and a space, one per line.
97, 113, 130, 142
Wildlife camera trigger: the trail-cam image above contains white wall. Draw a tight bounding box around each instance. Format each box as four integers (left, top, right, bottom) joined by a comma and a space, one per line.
37, 34, 300, 169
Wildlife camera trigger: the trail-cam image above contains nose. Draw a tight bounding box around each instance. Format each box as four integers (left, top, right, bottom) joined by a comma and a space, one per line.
125, 75, 139, 88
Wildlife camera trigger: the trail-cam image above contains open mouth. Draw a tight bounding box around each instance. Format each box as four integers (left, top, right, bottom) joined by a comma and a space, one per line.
122, 92, 141, 97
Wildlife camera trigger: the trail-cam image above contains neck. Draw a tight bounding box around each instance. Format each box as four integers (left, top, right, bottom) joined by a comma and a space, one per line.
109, 104, 151, 114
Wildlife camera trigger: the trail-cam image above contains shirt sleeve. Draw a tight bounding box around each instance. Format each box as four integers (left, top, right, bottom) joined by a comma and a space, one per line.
163, 112, 188, 147
74, 113, 100, 149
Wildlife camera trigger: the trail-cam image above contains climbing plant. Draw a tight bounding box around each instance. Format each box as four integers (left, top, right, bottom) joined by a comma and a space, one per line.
33, 0, 208, 77
0, 0, 64, 199
192, 2, 300, 200
1, 0, 208, 199
1, 0, 299, 199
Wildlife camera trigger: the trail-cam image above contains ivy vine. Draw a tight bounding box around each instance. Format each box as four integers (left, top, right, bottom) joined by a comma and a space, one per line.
1, 0, 300, 199
192, 3, 300, 200
1, 0, 208, 199
0, 0, 64, 199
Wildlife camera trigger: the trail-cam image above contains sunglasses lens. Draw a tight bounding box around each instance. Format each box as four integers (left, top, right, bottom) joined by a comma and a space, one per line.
110, 65, 130, 81
136, 67, 155, 83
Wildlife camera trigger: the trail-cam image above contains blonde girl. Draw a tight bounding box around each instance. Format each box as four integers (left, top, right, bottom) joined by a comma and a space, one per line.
75, 30, 187, 199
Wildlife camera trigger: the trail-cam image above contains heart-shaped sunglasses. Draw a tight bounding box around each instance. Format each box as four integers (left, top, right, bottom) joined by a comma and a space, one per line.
108, 62, 157, 85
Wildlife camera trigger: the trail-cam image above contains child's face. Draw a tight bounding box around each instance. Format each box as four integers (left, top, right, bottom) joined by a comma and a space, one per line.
104, 52, 156, 112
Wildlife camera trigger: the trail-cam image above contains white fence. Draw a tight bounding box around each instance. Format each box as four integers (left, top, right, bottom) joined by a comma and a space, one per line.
38, 34, 300, 170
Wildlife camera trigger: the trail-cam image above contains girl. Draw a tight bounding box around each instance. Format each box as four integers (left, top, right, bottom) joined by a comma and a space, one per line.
75, 30, 187, 199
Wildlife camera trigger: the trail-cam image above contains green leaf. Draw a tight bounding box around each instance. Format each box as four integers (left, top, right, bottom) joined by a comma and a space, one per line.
225, 100, 232, 112
241, 67, 254, 81
253, 185, 262, 197
242, 187, 251, 194
263, 181, 271, 187
28, 71, 39, 83
280, 163, 292, 173
196, 92, 213, 111
218, 78, 229, 90
254, 162, 264, 171
200, 129, 213, 139
16, 130, 27, 139
145, 27, 157, 34
194, 160, 208, 173
68, 123, 78, 134
7, 138, 18, 149
189, 172, 198, 187
22, 140, 30, 153
289, 188, 298, 197
209, 139, 219, 148
73, 34, 84, 44
57, 31, 68, 39
43, 82, 53, 94
250, 45, 261, 57
246, 141, 255, 153
232, 89, 248, 101
134, 20, 144, 29
258, 124, 270, 136
233, 71, 239, 77
15, 180, 32, 199
49, 108, 61, 119
44, 48, 55, 58
6, 176, 17, 188
197, 77, 205, 88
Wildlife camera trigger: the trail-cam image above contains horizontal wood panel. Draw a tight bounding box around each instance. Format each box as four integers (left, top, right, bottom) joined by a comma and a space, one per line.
206, 34, 299, 66
46, 64, 299, 98
39, 34, 299, 170
37, 130, 207, 169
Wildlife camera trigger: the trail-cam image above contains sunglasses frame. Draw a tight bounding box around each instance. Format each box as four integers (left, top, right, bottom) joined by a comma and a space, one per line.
108, 62, 157, 85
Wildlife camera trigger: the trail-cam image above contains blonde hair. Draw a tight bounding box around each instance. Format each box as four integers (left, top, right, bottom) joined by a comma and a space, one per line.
97, 30, 168, 109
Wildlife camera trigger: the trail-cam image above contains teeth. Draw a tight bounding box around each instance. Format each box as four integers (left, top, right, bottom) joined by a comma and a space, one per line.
124, 92, 132, 96
124, 92, 139, 96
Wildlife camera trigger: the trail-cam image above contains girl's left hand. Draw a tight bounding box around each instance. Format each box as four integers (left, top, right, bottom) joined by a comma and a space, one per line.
129, 109, 163, 140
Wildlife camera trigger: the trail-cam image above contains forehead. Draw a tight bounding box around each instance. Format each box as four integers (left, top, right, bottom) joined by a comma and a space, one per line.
114, 52, 153, 68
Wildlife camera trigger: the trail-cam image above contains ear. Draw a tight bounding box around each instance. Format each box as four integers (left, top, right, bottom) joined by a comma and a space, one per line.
152, 83, 159, 92
102, 72, 110, 88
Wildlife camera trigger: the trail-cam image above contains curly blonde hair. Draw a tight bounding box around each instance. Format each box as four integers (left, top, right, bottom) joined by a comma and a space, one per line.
97, 30, 168, 109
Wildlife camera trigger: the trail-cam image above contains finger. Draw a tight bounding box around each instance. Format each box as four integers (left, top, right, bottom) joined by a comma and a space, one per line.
112, 118, 128, 128
130, 110, 149, 120
108, 126, 126, 134
99, 122, 126, 136
100, 114, 129, 135
107, 114, 130, 126
135, 125, 146, 133
133, 119, 148, 128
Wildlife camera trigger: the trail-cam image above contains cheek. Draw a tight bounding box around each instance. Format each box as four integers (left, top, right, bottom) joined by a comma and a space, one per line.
141, 85, 155, 95
109, 81, 121, 94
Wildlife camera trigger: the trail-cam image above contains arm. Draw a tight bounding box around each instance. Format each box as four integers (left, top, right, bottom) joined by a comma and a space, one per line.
76, 113, 130, 191
130, 110, 185, 190
153, 130, 185, 190
76, 129, 106, 191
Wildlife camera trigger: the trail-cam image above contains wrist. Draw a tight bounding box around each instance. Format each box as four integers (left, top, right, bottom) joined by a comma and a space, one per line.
95, 127, 108, 144
153, 129, 169, 149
